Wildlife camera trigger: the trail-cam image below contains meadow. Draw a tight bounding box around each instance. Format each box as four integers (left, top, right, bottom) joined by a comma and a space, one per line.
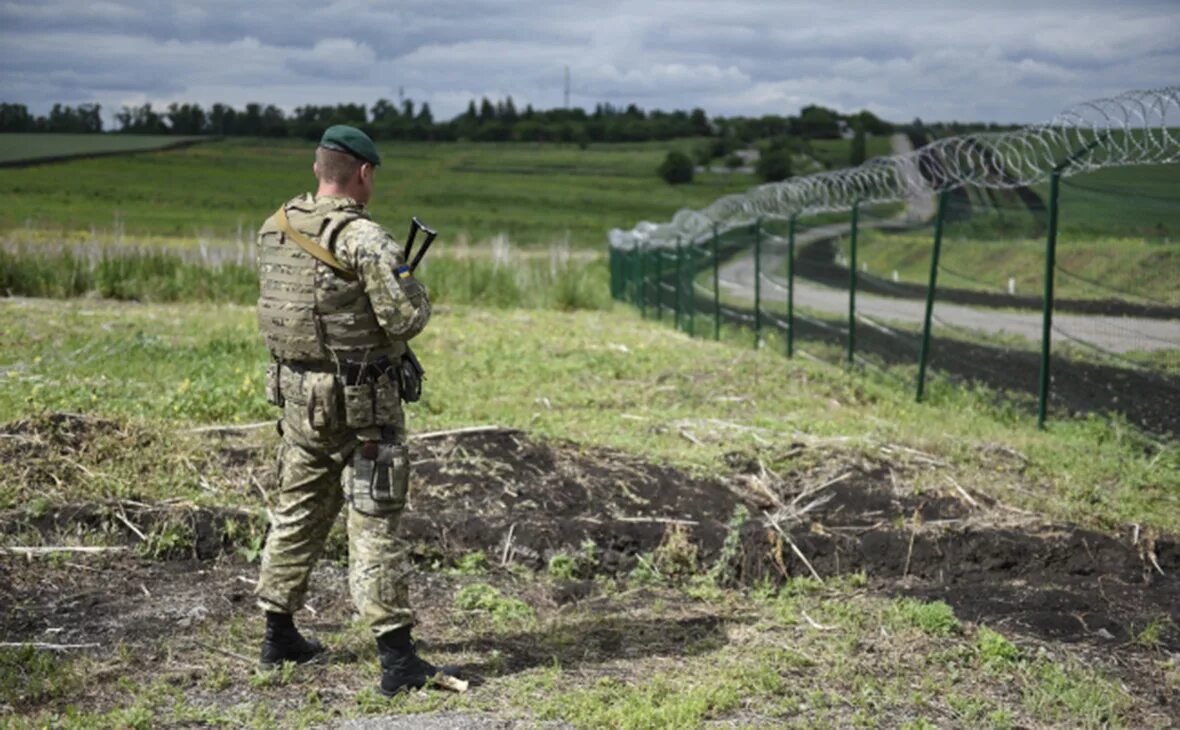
0, 133, 207, 165
0, 135, 758, 249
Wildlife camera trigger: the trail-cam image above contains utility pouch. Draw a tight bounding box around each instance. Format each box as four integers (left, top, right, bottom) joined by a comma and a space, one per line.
373, 371, 402, 423
265, 362, 284, 407
304, 372, 338, 430
348, 441, 410, 516
396, 348, 424, 403
342, 381, 376, 428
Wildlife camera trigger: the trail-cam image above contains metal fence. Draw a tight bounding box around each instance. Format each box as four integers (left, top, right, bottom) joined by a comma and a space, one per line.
608, 87, 1180, 434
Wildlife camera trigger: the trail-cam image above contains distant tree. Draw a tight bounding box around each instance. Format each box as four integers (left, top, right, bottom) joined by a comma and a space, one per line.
0, 103, 35, 132
849, 121, 867, 166
797, 104, 841, 139
116, 103, 167, 133
478, 97, 495, 122
166, 102, 207, 134
851, 109, 892, 136
724, 152, 744, 169
658, 150, 694, 185
756, 148, 792, 182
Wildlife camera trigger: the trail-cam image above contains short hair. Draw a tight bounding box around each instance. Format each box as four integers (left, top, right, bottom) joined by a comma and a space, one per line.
315, 146, 363, 186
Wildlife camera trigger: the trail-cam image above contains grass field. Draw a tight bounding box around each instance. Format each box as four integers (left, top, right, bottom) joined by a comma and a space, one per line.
2, 299, 1174, 529
0, 136, 758, 249
849, 229, 1180, 305
807, 136, 894, 169
0, 133, 208, 165
1, 298, 1177, 728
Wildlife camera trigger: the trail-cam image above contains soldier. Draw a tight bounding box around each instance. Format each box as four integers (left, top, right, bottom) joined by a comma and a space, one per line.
252, 125, 458, 695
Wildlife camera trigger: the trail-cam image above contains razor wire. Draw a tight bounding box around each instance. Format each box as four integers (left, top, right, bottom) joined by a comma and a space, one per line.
609, 86, 1180, 250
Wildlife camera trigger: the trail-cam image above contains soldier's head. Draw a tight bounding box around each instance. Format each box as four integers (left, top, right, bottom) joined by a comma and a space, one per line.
314, 125, 381, 204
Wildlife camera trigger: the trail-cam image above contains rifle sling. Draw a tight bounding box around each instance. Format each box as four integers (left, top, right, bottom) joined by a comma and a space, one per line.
274, 206, 357, 281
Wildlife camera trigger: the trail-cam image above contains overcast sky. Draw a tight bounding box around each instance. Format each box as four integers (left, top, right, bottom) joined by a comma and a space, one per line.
1, 0, 1178, 127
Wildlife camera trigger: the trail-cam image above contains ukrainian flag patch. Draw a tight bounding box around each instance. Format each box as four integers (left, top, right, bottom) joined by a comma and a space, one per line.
396, 265, 411, 279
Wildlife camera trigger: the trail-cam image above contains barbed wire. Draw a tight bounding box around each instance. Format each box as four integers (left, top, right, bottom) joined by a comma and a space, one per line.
610, 86, 1179, 250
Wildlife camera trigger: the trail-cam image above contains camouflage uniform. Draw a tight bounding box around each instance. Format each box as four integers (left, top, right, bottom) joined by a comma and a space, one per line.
253, 193, 430, 637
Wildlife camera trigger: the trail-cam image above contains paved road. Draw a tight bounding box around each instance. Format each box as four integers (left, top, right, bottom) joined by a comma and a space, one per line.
717, 135, 1180, 355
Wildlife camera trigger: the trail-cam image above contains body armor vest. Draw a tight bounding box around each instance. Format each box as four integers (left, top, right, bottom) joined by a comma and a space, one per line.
257, 195, 401, 367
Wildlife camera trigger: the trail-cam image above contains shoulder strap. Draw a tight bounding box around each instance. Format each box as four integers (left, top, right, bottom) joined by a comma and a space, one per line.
324, 213, 364, 256
274, 206, 357, 281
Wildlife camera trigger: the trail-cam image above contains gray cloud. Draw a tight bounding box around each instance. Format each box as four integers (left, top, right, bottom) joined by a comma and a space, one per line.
1, 0, 1177, 126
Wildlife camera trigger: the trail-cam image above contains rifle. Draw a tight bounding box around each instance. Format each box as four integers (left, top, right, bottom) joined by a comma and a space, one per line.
397, 216, 438, 403
403, 217, 438, 273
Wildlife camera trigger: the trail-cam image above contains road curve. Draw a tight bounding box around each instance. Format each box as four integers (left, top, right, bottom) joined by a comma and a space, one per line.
717, 135, 1180, 355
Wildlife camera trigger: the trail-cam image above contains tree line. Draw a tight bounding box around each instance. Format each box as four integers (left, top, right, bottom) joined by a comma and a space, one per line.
0, 97, 914, 145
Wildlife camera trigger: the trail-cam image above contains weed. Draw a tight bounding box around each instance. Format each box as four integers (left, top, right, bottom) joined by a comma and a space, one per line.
887, 598, 961, 636
453, 583, 534, 629
547, 553, 577, 580
249, 660, 297, 689
628, 552, 663, 586
1132, 615, 1172, 650
0, 646, 75, 706
975, 626, 1022, 670
1021, 658, 1130, 728
707, 503, 748, 587
548, 539, 598, 580
201, 665, 232, 692
651, 523, 699, 580
451, 550, 490, 575
139, 519, 194, 559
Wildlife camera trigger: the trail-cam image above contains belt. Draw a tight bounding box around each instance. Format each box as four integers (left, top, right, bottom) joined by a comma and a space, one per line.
282, 358, 394, 386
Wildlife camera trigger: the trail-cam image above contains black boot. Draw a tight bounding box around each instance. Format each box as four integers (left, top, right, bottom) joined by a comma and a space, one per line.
377, 627, 461, 696
259, 611, 325, 670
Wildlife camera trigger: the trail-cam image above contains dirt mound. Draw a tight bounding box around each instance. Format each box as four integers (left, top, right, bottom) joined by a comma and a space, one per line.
4, 426, 1177, 656
402, 430, 1179, 650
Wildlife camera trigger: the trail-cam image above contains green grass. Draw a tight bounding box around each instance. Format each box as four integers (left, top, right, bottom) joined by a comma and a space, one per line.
0, 137, 758, 248
1, 298, 1176, 532
0, 242, 612, 310
0, 133, 208, 164
847, 228, 1180, 305
807, 136, 894, 168
1048, 163, 1180, 240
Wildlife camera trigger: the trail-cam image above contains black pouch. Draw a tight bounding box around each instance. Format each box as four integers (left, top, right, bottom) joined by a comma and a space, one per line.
348, 441, 410, 516
396, 347, 424, 403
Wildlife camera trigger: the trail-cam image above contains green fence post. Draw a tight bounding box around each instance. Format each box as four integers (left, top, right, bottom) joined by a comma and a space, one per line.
1037, 172, 1061, 429
687, 243, 696, 337
674, 237, 683, 331
655, 248, 663, 322
754, 219, 763, 348
916, 191, 947, 402
847, 200, 859, 366
787, 214, 796, 358
632, 248, 641, 308
609, 247, 617, 300
638, 244, 647, 317
712, 223, 721, 341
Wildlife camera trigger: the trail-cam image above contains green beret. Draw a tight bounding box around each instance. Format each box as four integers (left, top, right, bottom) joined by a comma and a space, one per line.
319, 124, 381, 166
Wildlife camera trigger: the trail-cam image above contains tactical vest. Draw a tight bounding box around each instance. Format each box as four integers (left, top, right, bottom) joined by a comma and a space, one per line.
256, 195, 400, 366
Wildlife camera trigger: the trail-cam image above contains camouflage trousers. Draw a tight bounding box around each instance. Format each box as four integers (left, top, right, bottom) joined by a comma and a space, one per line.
254, 406, 415, 637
